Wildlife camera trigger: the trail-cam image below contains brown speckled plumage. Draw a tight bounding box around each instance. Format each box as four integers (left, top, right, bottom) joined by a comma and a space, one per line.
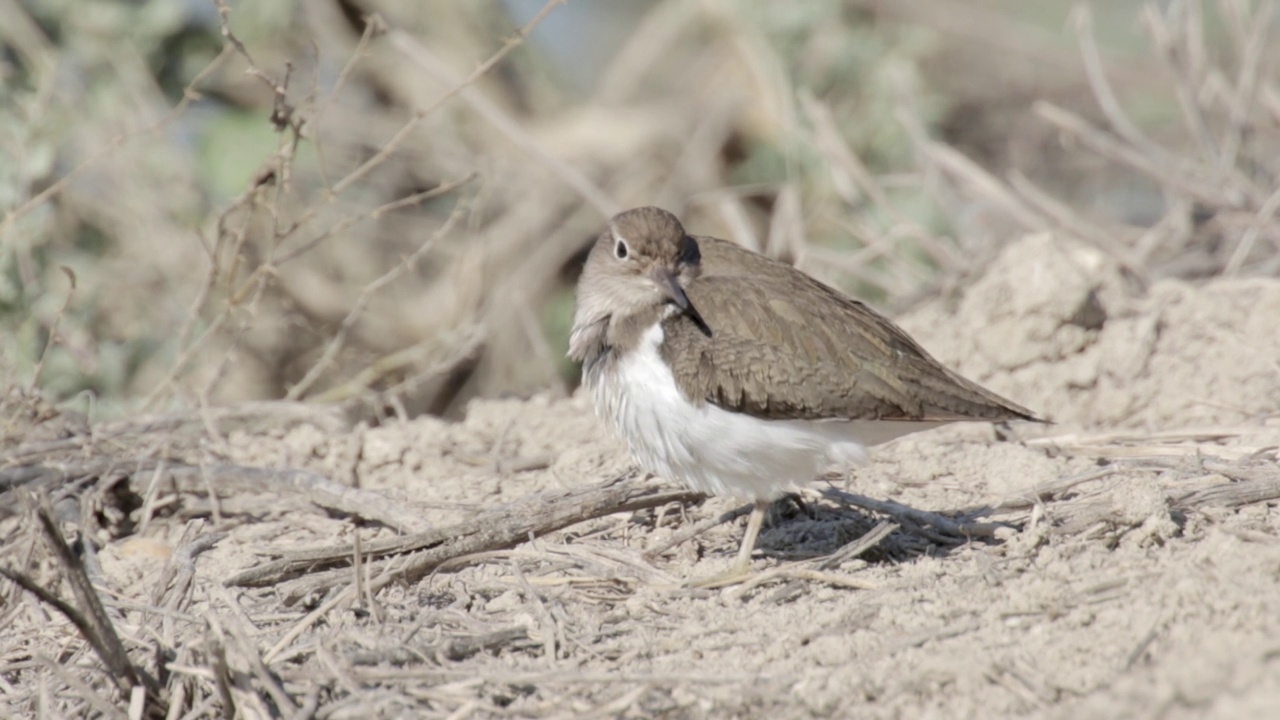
661, 233, 1038, 423
572, 206, 1038, 426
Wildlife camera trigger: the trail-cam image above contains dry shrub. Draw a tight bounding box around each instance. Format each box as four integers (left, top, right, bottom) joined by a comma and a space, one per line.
2, 1, 1280, 717
1, 0, 944, 423
0, 0, 1276, 419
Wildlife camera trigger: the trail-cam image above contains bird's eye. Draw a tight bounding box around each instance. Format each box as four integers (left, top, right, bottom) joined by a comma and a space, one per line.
614, 240, 629, 260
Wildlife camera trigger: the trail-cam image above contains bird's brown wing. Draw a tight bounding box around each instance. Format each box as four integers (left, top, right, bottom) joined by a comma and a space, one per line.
659, 237, 1039, 423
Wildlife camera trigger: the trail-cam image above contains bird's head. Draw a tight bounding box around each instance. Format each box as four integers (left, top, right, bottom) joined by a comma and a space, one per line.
569, 207, 705, 360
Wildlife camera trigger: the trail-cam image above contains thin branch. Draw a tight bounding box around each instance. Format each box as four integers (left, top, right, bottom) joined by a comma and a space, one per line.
225, 472, 701, 590
1033, 101, 1254, 208
327, 1, 569, 199
285, 195, 469, 400
1138, 2, 1219, 163
0, 498, 158, 700
275, 173, 475, 266
29, 267, 76, 389
1073, 5, 1186, 160
386, 25, 620, 217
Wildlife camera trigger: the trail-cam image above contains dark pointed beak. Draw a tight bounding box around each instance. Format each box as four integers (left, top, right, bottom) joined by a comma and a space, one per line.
651, 267, 690, 311
651, 267, 712, 337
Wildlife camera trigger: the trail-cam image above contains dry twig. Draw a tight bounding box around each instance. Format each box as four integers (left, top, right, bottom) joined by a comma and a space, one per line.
228, 472, 701, 591
0, 497, 157, 700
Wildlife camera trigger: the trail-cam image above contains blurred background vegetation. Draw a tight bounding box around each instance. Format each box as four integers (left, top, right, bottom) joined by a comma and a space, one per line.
2, 0, 1276, 422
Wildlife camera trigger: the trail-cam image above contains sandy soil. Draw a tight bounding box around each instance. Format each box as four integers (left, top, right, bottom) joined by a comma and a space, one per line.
6, 232, 1280, 718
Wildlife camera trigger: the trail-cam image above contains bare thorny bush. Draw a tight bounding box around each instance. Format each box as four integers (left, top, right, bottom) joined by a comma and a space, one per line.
1, 0, 1279, 716
3, 2, 1277, 435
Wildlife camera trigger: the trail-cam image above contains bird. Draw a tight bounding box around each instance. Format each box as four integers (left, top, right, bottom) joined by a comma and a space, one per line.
569, 206, 1040, 582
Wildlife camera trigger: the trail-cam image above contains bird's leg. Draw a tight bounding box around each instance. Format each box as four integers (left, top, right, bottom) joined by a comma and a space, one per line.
689, 499, 770, 588
734, 499, 770, 569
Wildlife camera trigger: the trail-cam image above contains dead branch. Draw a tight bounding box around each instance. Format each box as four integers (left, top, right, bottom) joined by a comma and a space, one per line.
0, 497, 157, 701
817, 520, 900, 571
225, 472, 702, 591
383, 3, 618, 217
978, 466, 1131, 513
642, 501, 744, 561
175, 464, 426, 532
347, 626, 533, 666
1, 459, 426, 533
286, 196, 470, 400
1176, 462, 1280, 509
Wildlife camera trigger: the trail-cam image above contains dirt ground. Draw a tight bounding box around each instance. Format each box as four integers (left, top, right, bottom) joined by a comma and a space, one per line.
6, 230, 1280, 718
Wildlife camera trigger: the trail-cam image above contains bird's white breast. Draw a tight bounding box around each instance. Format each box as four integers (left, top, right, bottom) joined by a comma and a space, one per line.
589, 322, 934, 500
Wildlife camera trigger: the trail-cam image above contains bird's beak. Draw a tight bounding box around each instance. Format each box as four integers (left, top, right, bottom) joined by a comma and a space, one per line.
651, 266, 711, 336
650, 267, 690, 311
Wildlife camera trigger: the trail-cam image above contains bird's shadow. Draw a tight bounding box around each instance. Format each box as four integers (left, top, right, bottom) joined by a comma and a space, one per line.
755, 489, 1010, 566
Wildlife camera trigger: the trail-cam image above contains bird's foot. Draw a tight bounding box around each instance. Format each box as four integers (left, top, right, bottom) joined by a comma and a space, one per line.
685, 498, 770, 588
685, 557, 757, 589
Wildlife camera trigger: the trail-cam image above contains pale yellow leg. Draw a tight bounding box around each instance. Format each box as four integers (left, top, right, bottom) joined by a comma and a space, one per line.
734, 499, 769, 569
689, 499, 770, 588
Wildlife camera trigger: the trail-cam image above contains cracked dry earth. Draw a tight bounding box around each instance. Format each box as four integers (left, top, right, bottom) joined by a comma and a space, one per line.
10, 232, 1280, 718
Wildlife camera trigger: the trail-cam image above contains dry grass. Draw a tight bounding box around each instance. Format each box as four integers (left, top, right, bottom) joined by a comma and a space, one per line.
2, 380, 1277, 717
4, 1, 1275, 420
3, 0, 1280, 717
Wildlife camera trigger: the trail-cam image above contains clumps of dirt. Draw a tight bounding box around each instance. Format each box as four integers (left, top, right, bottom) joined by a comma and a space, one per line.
218, 393, 629, 533
902, 232, 1280, 430
5, 232, 1280, 719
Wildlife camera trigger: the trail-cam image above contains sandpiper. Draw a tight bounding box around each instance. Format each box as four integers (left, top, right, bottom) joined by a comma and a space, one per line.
569, 207, 1039, 579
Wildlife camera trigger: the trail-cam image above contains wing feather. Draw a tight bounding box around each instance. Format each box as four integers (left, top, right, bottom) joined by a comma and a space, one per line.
659, 237, 1038, 423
